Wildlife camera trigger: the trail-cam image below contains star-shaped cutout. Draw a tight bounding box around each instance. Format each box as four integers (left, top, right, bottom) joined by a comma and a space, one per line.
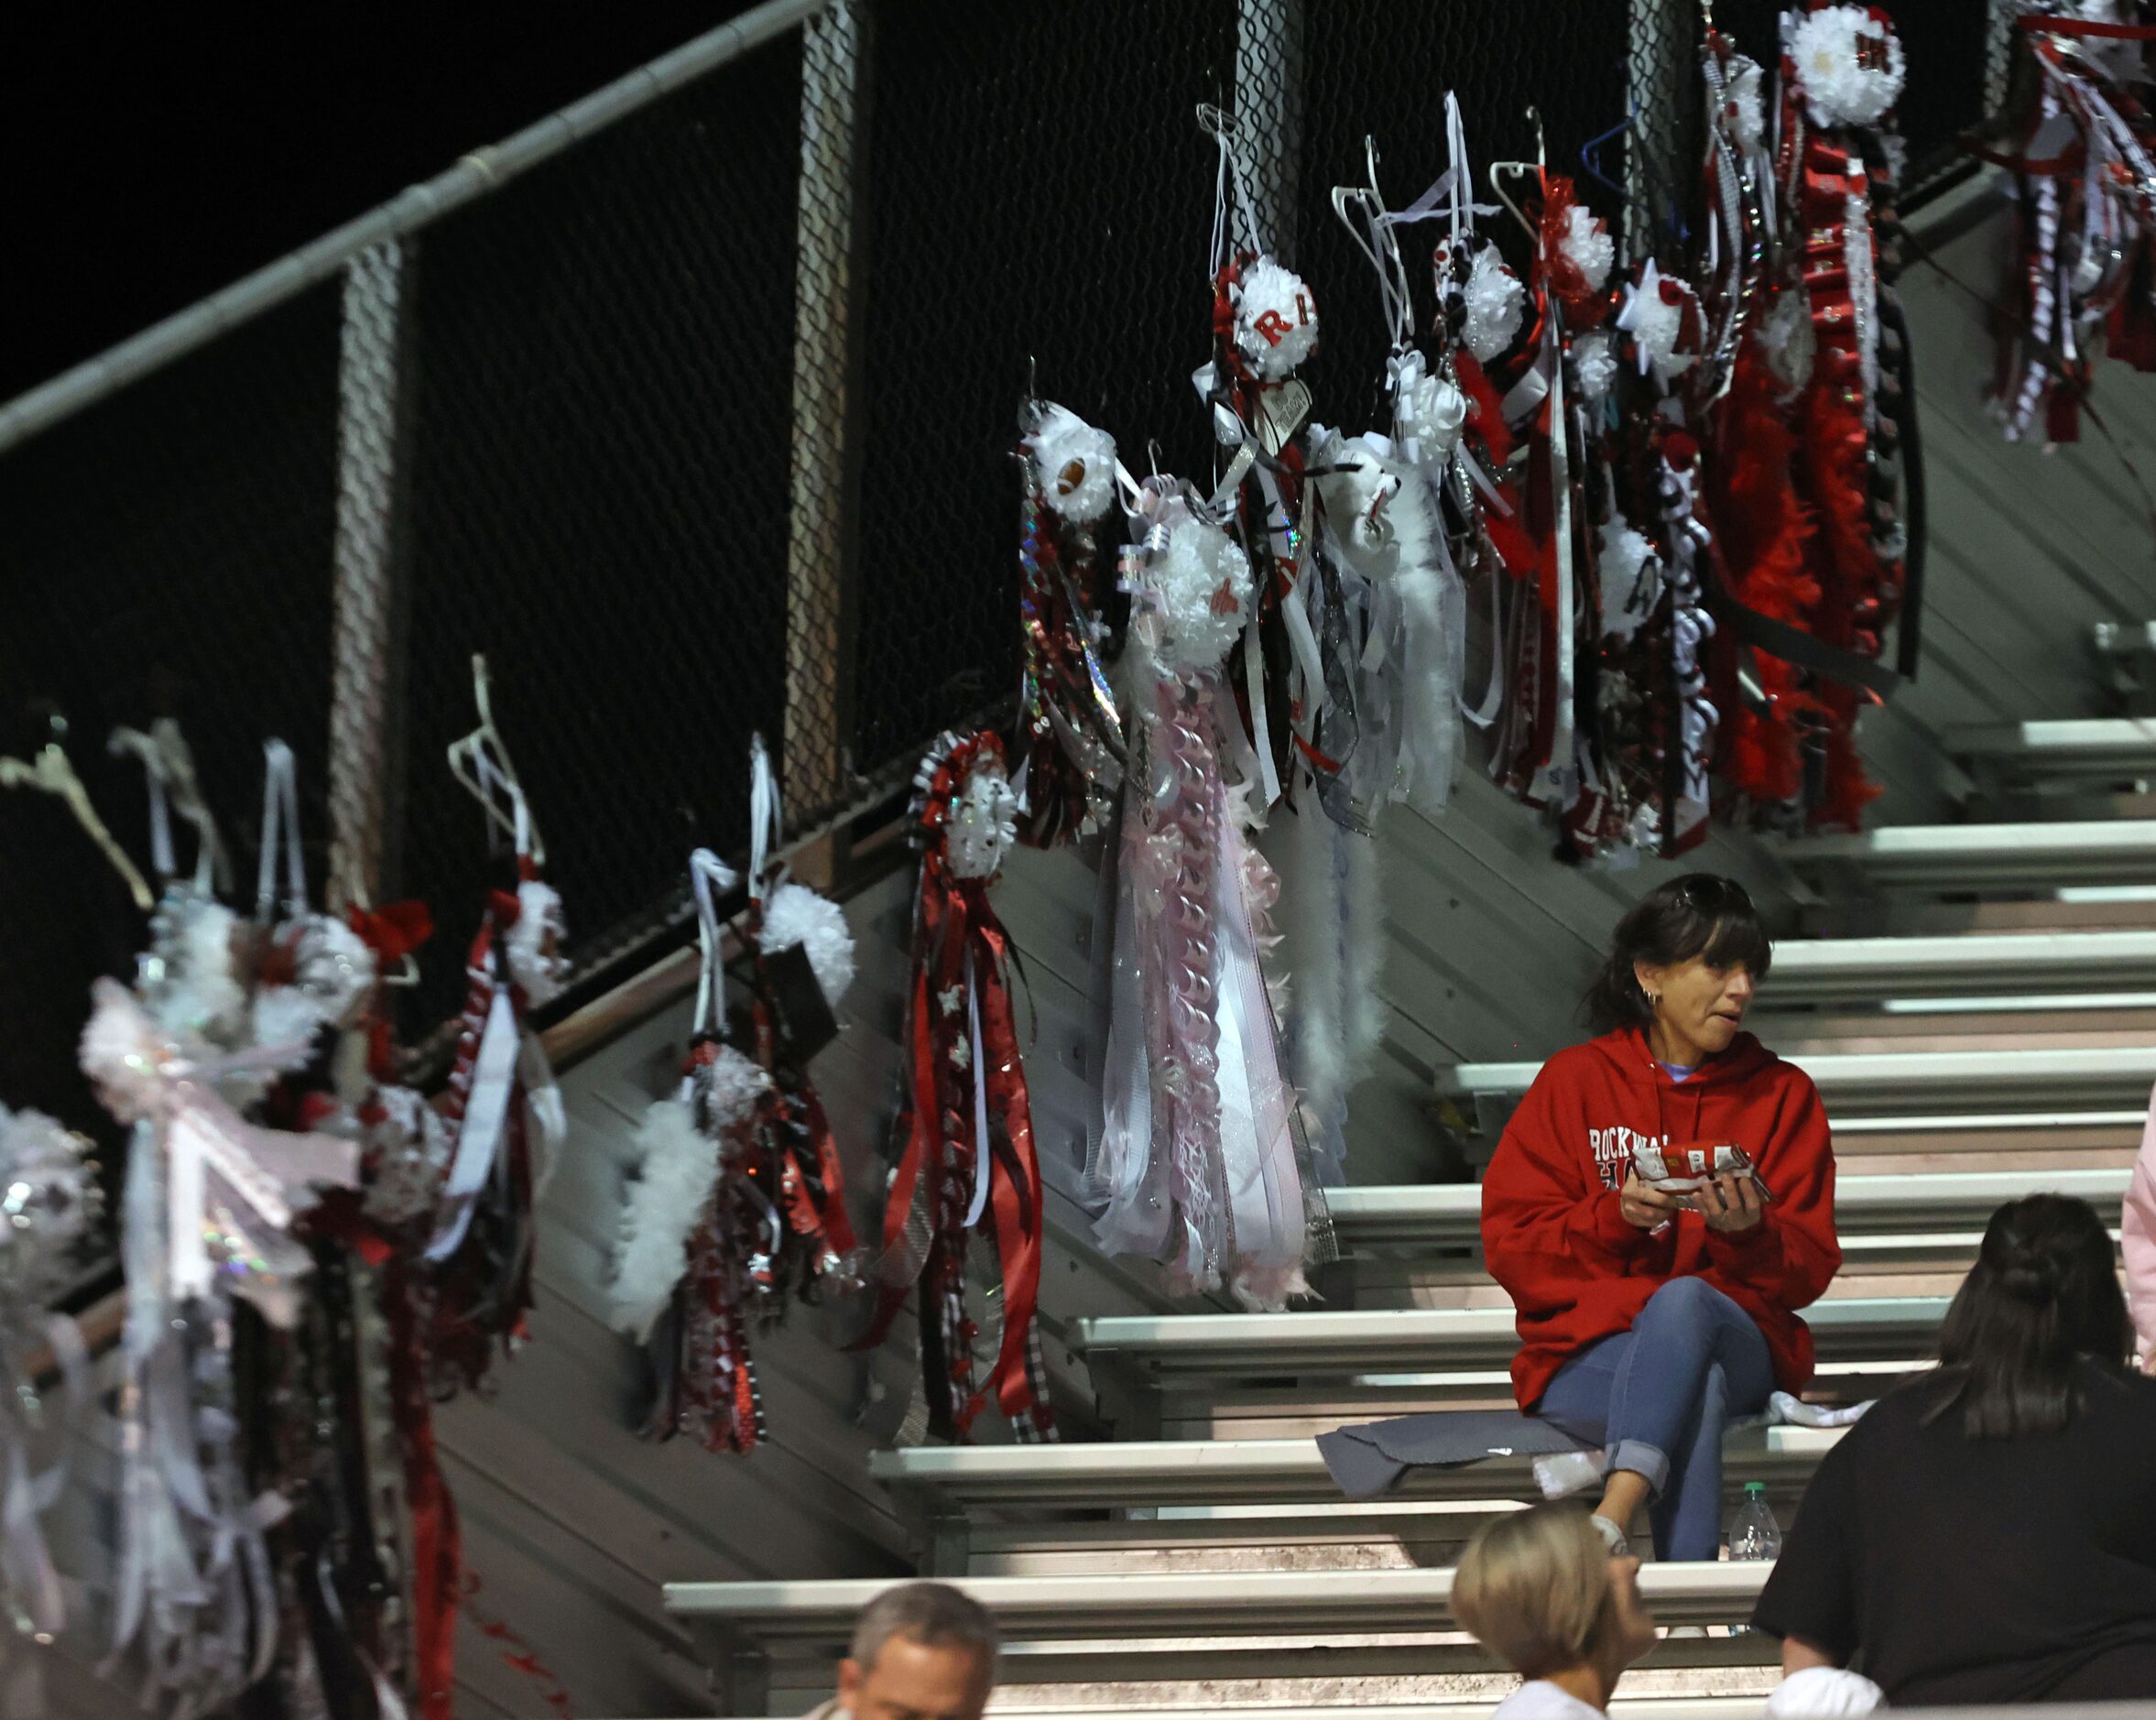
950, 1038, 972, 1072
937, 985, 964, 1016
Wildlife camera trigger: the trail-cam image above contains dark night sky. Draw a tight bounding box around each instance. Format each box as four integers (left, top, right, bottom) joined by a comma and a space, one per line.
0, 6, 746, 401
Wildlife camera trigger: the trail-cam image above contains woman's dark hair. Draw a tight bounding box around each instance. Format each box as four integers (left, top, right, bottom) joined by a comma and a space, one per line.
1582, 874, 1773, 1034
1924, 1193, 2130, 1440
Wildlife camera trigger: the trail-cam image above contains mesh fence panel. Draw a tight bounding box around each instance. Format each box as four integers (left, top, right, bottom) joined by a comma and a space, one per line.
0, 1, 1999, 1094
0, 283, 342, 1136
1297, 3, 1635, 433
394, 31, 804, 1026
847, 0, 1240, 771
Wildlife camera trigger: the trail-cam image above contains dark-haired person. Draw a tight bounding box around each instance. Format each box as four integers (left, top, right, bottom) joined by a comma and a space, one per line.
1754, 1193, 2156, 1703
1481, 873, 1840, 1561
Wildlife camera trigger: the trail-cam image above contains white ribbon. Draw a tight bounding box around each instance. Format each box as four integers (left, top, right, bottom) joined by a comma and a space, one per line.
255, 738, 306, 921
425, 971, 519, 1264
1536, 321, 1578, 807
688, 847, 739, 1035
963, 950, 992, 1233
747, 735, 782, 901
1212, 815, 1307, 1306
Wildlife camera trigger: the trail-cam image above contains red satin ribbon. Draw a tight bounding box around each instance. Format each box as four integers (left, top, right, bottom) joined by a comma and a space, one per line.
856, 745, 1050, 1434
972, 918, 1045, 1424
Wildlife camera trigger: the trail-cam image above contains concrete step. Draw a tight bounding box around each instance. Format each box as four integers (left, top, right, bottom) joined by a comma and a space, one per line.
667, 1564, 1776, 1712
1325, 1167, 2125, 1257
1438, 1044, 2156, 1118
1072, 1298, 1944, 1388
1949, 718, 2156, 787
1781, 818, 2156, 892
1759, 929, 2156, 1003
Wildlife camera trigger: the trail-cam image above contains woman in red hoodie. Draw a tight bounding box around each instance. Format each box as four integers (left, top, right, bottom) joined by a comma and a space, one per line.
1481, 874, 1840, 1562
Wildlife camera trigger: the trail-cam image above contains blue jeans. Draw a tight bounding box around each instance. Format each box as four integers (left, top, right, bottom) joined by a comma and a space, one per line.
1536, 1276, 1774, 1562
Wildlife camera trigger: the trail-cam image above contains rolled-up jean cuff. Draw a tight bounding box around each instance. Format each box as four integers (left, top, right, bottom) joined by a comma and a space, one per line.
1607, 1438, 1670, 1497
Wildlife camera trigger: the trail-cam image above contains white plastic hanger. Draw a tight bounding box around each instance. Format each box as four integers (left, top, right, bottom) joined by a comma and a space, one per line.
1486, 107, 1548, 242
447, 654, 545, 868
0, 726, 153, 910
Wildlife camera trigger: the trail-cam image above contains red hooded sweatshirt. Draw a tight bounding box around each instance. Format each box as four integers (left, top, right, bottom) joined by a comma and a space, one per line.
1481, 1026, 1840, 1410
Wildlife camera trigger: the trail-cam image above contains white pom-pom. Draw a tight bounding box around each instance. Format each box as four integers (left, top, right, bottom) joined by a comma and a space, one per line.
1617, 262, 1698, 387
609, 1094, 719, 1342
1758, 288, 1816, 394
760, 880, 855, 1009
0, 1104, 101, 1301
1396, 370, 1467, 462
1464, 244, 1526, 363
947, 756, 1018, 881
1573, 330, 1620, 407
1726, 54, 1767, 153
1148, 512, 1254, 672
1560, 205, 1615, 296
1234, 258, 1320, 381
1029, 414, 1117, 524
147, 897, 248, 1047
1787, 5, 1906, 128
1315, 437, 1404, 582
1599, 517, 1658, 639
507, 880, 569, 1007
694, 1043, 770, 1134
80, 979, 169, 1125
252, 914, 376, 1066
364, 1085, 452, 1229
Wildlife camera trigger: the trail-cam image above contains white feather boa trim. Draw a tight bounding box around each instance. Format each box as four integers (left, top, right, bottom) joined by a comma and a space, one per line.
609, 1041, 773, 1344
609, 1095, 715, 1342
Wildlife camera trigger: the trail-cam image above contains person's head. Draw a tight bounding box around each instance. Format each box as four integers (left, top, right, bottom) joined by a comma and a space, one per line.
1584, 873, 1772, 1055
1454, 1504, 1656, 1699
1928, 1192, 2130, 1439
835, 1583, 998, 1720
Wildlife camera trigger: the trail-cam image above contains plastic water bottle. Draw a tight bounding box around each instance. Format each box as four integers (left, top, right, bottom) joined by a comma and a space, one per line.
1729, 1481, 1782, 1562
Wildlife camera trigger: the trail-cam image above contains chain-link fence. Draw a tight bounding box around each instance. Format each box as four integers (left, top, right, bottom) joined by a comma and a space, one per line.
0, 0, 1994, 1115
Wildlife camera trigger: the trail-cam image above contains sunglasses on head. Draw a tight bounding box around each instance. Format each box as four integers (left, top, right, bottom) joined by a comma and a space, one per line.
1677, 876, 1752, 914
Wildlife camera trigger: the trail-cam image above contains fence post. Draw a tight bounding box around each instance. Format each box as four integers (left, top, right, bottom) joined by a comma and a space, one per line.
1236, 0, 1305, 263
326, 239, 411, 916
1984, 0, 2016, 115
1625, 0, 1697, 266
786, 0, 867, 831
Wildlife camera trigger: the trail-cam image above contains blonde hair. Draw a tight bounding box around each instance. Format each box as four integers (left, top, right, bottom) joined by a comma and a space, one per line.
1454, 1504, 1617, 1680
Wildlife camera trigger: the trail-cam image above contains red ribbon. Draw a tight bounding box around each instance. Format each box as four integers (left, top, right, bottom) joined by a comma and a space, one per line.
855, 737, 1050, 1435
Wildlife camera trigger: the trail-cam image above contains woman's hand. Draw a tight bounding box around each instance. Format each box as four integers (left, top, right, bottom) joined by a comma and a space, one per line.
1618, 1170, 1683, 1230
1693, 1170, 1764, 1233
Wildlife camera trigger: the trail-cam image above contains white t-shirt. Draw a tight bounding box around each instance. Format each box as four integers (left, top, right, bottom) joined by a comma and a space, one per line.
1490, 1681, 1605, 1720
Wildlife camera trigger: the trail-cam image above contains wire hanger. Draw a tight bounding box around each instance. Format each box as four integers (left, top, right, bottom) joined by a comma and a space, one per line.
447, 653, 544, 868
1333, 135, 1419, 352
1, 715, 152, 909
1486, 106, 1548, 241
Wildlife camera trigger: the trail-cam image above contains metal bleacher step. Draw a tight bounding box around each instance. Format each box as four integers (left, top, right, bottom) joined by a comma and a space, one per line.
1323, 1166, 2125, 1257
870, 1424, 1841, 1517
1071, 1296, 1944, 1388
964, 1703, 1772, 1720
666, 1564, 1774, 1712
1437, 1043, 2156, 1116
1760, 928, 2156, 1001
1780, 817, 2156, 891
1949, 718, 2156, 789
